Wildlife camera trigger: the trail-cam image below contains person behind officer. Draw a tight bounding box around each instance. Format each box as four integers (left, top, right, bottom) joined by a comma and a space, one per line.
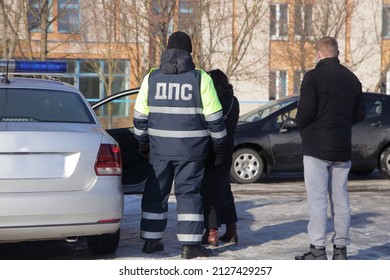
133, 31, 227, 259
201, 69, 239, 247
295, 37, 366, 260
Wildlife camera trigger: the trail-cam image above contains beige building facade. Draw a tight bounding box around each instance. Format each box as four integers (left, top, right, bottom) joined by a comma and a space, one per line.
1, 0, 389, 113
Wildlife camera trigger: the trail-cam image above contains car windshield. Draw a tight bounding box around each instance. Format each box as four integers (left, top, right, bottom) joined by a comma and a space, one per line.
239, 97, 297, 122
0, 89, 94, 123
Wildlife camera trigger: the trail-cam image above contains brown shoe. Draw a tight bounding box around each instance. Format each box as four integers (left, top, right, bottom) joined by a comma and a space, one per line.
208, 228, 218, 247
219, 223, 238, 243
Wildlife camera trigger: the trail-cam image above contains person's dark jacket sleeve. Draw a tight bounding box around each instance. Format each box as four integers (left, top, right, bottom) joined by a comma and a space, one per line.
353, 89, 366, 124
295, 71, 317, 128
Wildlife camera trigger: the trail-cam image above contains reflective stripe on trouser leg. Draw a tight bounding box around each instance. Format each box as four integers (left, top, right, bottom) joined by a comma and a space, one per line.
173, 160, 205, 245
328, 160, 352, 247
141, 159, 174, 240
303, 155, 330, 247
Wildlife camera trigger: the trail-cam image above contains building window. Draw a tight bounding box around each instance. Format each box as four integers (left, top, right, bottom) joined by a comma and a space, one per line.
58, 0, 80, 33
60, 59, 130, 102
294, 4, 313, 39
293, 71, 305, 94
28, 0, 53, 32
270, 4, 288, 40
178, 0, 196, 34
383, 6, 390, 38
179, 0, 193, 14
269, 70, 287, 100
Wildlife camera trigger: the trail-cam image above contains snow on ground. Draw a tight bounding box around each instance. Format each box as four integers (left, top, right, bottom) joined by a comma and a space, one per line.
115, 173, 390, 260
2, 172, 389, 279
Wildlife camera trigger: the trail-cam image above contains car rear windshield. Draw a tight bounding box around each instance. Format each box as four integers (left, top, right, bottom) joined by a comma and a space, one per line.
239, 98, 297, 122
0, 88, 94, 123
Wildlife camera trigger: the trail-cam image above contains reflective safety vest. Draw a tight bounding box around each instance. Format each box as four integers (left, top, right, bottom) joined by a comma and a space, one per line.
134, 67, 226, 161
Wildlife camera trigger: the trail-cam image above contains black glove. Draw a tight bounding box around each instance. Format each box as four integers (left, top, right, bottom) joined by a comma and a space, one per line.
138, 142, 150, 160
213, 144, 225, 166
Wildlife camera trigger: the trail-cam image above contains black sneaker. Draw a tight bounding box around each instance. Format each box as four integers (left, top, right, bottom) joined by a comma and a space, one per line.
142, 240, 164, 254
333, 245, 348, 260
295, 244, 328, 260
181, 245, 212, 259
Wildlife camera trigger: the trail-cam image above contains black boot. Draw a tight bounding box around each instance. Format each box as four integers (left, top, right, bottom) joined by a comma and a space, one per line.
142, 240, 164, 254
295, 244, 327, 260
333, 245, 348, 260
219, 223, 238, 243
181, 245, 212, 259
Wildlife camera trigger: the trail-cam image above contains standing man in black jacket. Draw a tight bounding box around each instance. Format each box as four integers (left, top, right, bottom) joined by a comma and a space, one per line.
295, 37, 366, 260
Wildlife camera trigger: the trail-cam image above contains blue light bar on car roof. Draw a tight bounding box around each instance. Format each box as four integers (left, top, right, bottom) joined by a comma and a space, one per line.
0, 59, 67, 74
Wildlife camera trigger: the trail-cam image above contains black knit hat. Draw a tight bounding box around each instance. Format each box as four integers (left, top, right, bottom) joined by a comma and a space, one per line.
167, 31, 192, 53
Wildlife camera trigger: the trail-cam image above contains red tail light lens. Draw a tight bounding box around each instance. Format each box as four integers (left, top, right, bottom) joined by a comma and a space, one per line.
95, 144, 122, 176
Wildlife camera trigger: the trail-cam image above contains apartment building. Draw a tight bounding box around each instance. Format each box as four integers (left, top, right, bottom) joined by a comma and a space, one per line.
1, 0, 389, 113
268, 0, 389, 100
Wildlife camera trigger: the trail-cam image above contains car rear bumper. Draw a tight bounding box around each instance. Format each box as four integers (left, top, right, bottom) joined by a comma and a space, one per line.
0, 177, 123, 243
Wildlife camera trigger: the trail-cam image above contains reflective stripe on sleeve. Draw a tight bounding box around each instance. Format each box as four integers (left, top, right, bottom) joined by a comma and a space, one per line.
134, 110, 149, 119
209, 128, 227, 139
134, 127, 148, 136
204, 110, 223, 122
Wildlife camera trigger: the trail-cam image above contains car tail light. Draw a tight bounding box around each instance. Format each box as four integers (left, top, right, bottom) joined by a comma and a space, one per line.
95, 144, 122, 176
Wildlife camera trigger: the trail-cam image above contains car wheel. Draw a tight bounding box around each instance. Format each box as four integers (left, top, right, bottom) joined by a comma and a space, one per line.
379, 147, 390, 179
230, 148, 264, 184
87, 229, 120, 255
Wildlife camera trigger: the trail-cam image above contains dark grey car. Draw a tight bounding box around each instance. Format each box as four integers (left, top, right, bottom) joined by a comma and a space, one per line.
231, 92, 390, 183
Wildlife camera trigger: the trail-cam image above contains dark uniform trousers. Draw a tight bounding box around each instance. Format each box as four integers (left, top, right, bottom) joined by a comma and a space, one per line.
141, 158, 205, 245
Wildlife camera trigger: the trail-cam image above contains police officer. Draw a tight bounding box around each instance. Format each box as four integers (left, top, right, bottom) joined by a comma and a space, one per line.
134, 31, 227, 259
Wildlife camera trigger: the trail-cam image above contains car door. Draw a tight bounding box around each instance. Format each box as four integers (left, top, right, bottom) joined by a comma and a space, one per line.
267, 103, 303, 171
351, 93, 390, 171
92, 89, 150, 194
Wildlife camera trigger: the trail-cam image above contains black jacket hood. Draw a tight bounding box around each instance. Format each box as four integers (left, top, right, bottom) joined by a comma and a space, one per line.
160, 48, 196, 74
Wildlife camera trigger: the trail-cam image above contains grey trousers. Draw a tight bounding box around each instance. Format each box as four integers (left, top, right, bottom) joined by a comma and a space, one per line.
303, 155, 352, 247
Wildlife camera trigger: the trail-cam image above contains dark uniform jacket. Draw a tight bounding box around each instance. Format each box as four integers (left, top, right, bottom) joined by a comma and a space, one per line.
134, 49, 226, 161
295, 57, 366, 161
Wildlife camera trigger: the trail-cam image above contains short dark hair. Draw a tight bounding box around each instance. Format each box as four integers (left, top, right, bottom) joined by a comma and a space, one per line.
316, 37, 339, 58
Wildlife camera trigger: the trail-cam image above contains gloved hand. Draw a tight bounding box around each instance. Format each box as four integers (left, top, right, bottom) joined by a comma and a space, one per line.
138, 142, 150, 160
213, 144, 225, 166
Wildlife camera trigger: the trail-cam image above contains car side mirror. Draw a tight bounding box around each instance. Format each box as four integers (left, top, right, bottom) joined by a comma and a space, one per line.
280, 118, 297, 133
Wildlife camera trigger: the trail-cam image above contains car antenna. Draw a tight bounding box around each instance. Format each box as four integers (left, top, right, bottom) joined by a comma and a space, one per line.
1, 60, 11, 84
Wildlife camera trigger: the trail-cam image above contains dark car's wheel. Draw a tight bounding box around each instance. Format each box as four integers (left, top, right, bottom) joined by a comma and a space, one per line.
87, 229, 120, 255
230, 148, 264, 184
379, 147, 390, 179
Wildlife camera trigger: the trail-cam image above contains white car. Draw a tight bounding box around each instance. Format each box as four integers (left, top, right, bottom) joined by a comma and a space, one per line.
0, 60, 123, 254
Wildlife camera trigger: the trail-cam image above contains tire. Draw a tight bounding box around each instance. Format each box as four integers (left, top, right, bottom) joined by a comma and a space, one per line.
87, 229, 120, 255
379, 147, 390, 179
230, 148, 264, 184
